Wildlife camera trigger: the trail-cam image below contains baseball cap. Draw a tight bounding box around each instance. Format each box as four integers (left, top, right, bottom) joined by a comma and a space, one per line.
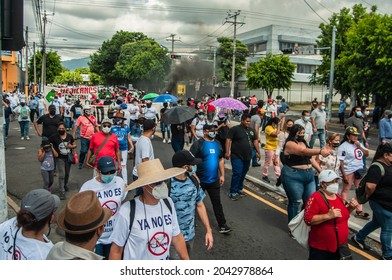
48, 104, 56, 110
120, 103, 127, 109
346, 126, 359, 135
385, 110, 392, 116
143, 119, 156, 131
319, 170, 340, 183
203, 123, 216, 130
172, 150, 202, 167
41, 139, 51, 149
21, 189, 60, 222
101, 117, 112, 124
83, 105, 92, 111
97, 156, 116, 173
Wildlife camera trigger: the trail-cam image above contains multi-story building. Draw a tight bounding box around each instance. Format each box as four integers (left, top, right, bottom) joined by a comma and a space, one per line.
1, 51, 21, 93
237, 24, 330, 103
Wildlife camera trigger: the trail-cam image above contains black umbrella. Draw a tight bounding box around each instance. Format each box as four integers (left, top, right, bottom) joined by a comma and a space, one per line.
161, 106, 196, 124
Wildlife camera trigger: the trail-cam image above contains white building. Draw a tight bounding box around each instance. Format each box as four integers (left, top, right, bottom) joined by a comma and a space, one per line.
237, 24, 332, 103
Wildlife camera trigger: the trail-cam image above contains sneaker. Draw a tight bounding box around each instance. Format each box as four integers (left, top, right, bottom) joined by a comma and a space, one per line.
238, 190, 247, 197
59, 192, 66, 200
252, 163, 261, 167
262, 176, 271, 183
275, 177, 282, 186
167, 139, 171, 144
351, 235, 371, 250
163, 139, 166, 143
25, 136, 30, 140
229, 193, 241, 201
219, 225, 232, 234
20, 137, 24, 140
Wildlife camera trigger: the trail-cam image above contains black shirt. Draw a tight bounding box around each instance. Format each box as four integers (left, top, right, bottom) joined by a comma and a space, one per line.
49, 133, 75, 160
367, 161, 392, 212
170, 123, 185, 141
36, 114, 63, 138
70, 105, 83, 119
226, 125, 257, 161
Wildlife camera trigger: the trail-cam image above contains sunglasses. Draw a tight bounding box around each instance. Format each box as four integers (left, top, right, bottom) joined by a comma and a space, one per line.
102, 125, 111, 128
101, 170, 116, 175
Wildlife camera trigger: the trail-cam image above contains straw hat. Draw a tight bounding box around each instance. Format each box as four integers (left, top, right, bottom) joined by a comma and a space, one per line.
57, 191, 111, 234
125, 159, 185, 191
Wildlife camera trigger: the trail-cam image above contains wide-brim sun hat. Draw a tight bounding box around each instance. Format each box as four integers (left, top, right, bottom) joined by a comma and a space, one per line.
57, 190, 111, 234
125, 159, 186, 191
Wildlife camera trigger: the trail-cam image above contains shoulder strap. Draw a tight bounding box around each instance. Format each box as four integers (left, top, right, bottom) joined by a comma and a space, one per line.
122, 199, 136, 251
93, 133, 111, 157
84, 115, 96, 126
371, 162, 385, 177
188, 173, 200, 192
163, 198, 172, 214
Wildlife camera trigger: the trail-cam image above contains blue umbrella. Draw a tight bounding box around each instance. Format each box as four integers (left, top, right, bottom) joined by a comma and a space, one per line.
153, 94, 178, 103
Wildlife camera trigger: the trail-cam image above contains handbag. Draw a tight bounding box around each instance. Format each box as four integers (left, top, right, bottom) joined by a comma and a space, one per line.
319, 191, 353, 260
88, 134, 111, 166
288, 209, 310, 249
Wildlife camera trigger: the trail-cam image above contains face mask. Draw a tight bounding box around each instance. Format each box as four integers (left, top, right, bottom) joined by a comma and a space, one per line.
58, 130, 66, 135
326, 183, 339, 194
296, 135, 305, 142
102, 126, 111, 134
151, 182, 169, 199
84, 110, 91, 115
286, 126, 292, 132
365, 110, 370, 116
332, 143, 340, 148
356, 111, 362, 118
198, 114, 204, 119
187, 165, 197, 176
321, 106, 326, 111
208, 131, 216, 138
49, 110, 56, 116
101, 172, 116, 184
147, 103, 152, 108
114, 119, 122, 125
304, 116, 311, 122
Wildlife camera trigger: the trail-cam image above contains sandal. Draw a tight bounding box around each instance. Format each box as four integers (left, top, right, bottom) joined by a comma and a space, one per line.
355, 211, 370, 220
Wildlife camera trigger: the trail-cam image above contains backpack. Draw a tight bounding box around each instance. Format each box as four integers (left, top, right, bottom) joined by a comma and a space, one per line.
167, 173, 200, 195
20, 106, 29, 120
356, 162, 385, 204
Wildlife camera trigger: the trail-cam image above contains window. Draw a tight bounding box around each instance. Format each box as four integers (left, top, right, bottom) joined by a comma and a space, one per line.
297, 64, 316, 74
256, 43, 266, 52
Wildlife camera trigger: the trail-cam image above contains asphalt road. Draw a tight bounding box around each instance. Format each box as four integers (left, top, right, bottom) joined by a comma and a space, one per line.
4, 119, 372, 260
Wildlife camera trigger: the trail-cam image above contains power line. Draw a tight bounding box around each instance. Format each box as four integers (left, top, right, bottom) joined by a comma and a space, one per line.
303, 0, 328, 24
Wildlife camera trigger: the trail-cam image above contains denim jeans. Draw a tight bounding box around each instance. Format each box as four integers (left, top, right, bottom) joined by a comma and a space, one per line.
19, 121, 29, 137
64, 117, 72, 129
230, 158, 251, 195
79, 137, 90, 166
356, 200, 392, 258
160, 123, 171, 140
251, 147, 259, 166
95, 243, 111, 260
171, 139, 184, 152
281, 165, 316, 222
3, 117, 10, 139
38, 108, 45, 117
309, 129, 326, 148
201, 181, 227, 228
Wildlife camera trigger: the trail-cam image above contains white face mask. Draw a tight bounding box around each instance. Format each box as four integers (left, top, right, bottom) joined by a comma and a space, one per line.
208, 131, 216, 138
102, 126, 111, 134
151, 182, 169, 199
326, 183, 339, 194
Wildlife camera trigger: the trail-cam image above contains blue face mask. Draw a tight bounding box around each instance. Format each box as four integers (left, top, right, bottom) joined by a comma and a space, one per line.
356, 111, 362, 118
198, 114, 205, 119
187, 165, 197, 176
101, 173, 116, 183
304, 116, 311, 122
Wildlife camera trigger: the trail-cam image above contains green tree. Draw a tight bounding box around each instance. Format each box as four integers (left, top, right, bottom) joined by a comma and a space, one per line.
89, 31, 149, 85
246, 53, 295, 98
28, 50, 63, 84
54, 71, 83, 84
114, 39, 170, 91
217, 37, 249, 82
343, 10, 392, 108
311, 4, 368, 100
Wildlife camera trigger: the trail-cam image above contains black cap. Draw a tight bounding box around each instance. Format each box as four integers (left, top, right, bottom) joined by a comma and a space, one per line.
203, 123, 216, 131
48, 104, 56, 110
143, 119, 156, 131
172, 150, 202, 167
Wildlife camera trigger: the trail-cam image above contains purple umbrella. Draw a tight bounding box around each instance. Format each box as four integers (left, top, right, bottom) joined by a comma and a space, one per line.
210, 97, 248, 110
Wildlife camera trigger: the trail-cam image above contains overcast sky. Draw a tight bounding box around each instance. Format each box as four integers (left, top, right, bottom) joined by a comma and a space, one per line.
24, 0, 392, 61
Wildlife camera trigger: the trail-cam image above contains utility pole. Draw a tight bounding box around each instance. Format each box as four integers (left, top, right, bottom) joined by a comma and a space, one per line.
41, 12, 47, 95
166, 34, 180, 54
25, 26, 29, 100
33, 42, 37, 93
327, 26, 336, 122
213, 47, 217, 92
225, 10, 244, 98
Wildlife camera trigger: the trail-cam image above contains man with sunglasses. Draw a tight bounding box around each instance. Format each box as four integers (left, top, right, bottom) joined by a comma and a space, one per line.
79, 156, 128, 259
86, 118, 122, 175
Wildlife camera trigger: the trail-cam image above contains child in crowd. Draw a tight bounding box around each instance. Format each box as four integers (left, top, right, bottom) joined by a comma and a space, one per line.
38, 139, 58, 192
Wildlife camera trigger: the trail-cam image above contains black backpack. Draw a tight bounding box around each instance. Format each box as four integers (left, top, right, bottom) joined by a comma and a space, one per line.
356, 162, 385, 204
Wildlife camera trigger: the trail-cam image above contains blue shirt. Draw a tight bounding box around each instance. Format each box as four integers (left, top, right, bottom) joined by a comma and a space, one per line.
27, 99, 38, 110
338, 102, 347, 113
130, 125, 142, 142
379, 118, 392, 140
190, 138, 223, 184
111, 125, 130, 151
169, 176, 206, 241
